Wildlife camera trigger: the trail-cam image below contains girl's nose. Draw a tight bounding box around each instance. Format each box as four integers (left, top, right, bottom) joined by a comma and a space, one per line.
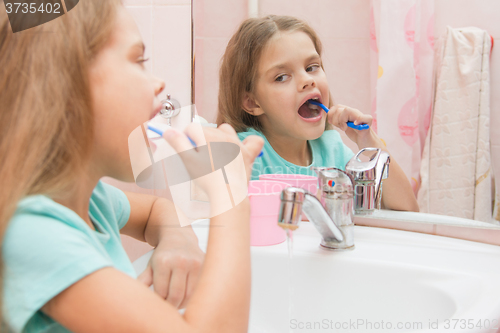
299, 73, 316, 91
154, 77, 165, 96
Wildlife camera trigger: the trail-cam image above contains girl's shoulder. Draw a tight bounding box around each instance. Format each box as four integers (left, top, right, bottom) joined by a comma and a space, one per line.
3, 182, 135, 332
310, 129, 345, 150
5, 181, 131, 259
237, 127, 265, 141
11, 181, 129, 232
89, 181, 131, 230
311, 130, 355, 169
318, 129, 343, 141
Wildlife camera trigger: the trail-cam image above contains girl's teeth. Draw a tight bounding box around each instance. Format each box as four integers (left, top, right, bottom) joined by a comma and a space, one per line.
308, 102, 319, 110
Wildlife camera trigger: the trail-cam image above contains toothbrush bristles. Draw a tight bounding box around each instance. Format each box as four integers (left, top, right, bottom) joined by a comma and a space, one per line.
308, 99, 329, 113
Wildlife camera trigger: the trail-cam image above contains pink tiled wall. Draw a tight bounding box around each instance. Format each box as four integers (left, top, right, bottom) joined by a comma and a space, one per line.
113, 0, 192, 261
193, 0, 248, 122
124, 0, 192, 107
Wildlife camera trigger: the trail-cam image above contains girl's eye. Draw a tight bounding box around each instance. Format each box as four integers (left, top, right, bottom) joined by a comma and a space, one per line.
275, 74, 290, 82
138, 57, 150, 66
306, 64, 320, 72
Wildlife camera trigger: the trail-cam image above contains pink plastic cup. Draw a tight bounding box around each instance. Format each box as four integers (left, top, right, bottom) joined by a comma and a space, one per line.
258, 174, 318, 194
248, 180, 290, 246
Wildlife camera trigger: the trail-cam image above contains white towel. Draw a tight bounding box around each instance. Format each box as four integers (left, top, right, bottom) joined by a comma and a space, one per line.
418, 26, 493, 223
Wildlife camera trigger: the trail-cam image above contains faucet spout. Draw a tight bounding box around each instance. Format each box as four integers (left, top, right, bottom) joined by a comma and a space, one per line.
278, 187, 349, 250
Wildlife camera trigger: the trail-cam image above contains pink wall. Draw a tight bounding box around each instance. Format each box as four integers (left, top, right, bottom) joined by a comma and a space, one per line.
193, 0, 248, 122
124, 0, 192, 108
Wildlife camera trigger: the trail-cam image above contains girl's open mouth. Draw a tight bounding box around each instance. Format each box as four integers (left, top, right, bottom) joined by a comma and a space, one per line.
298, 99, 323, 122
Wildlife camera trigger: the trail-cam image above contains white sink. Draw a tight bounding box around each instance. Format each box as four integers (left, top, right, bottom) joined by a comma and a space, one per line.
133, 219, 500, 333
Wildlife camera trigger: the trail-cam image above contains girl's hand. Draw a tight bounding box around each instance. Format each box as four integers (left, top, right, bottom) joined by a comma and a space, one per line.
163, 123, 264, 194
327, 104, 383, 149
215, 123, 264, 182
137, 233, 205, 309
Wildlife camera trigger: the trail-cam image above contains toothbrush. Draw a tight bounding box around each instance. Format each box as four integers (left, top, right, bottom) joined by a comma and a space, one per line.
308, 100, 330, 113
308, 100, 370, 130
147, 124, 198, 150
148, 124, 264, 157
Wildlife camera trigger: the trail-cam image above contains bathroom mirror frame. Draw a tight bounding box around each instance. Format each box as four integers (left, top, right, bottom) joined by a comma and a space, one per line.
190, 0, 500, 238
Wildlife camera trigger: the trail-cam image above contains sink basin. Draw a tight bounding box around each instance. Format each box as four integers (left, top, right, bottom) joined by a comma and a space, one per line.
133, 220, 500, 333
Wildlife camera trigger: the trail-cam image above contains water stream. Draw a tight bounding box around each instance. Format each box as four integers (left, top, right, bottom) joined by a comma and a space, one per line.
286, 229, 294, 333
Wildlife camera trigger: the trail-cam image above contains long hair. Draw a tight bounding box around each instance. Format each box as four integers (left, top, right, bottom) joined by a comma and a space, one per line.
216, 15, 328, 132
0, 0, 121, 328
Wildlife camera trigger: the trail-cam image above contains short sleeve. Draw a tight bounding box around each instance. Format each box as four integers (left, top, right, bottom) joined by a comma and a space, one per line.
341, 141, 355, 166
237, 129, 265, 180
90, 181, 131, 230
312, 130, 355, 171
3, 210, 112, 332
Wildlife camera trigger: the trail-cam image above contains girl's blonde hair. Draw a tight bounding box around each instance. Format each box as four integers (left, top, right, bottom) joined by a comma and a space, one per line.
0, 0, 121, 327
216, 15, 327, 132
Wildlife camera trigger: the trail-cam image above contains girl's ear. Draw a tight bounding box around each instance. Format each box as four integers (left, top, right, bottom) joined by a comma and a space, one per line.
242, 92, 264, 116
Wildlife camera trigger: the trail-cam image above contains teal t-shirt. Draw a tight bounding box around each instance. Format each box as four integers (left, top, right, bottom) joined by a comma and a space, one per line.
238, 128, 355, 180
3, 181, 136, 333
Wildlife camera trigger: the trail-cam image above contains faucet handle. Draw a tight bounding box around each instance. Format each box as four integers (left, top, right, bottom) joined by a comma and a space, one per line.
375, 151, 390, 206
345, 148, 391, 214
378, 151, 390, 180
318, 168, 354, 198
310, 166, 337, 198
344, 148, 382, 182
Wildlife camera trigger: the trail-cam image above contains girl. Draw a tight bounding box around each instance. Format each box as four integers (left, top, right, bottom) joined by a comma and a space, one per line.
217, 15, 419, 212
0, 1, 263, 332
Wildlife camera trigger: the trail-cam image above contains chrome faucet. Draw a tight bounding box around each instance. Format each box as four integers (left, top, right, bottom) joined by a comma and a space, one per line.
278, 169, 355, 250
345, 148, 390, 214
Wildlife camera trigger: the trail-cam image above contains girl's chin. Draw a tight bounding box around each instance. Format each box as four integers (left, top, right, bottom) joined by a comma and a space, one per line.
263, 116, 326, 140
301, 125, 326, 141
306, 131, 325, 141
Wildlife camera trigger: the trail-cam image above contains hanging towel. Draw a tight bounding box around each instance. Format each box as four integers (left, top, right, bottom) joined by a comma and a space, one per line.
418, 26, 493, 223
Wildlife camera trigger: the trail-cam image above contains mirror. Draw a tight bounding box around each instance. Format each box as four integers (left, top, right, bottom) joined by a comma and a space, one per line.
191, 0, 500, 231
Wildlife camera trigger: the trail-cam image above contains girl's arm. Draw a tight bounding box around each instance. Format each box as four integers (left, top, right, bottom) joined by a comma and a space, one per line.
42, 199, 251, 333
42, 124, 264, 333
328, 104, 419, 212
120, 192, 204, 309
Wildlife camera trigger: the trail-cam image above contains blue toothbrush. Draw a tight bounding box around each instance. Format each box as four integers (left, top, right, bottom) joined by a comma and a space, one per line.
148, 124, 264, 157
308, 100, 330, 113
308, 100, 370, 130
148, 124, 198, 149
